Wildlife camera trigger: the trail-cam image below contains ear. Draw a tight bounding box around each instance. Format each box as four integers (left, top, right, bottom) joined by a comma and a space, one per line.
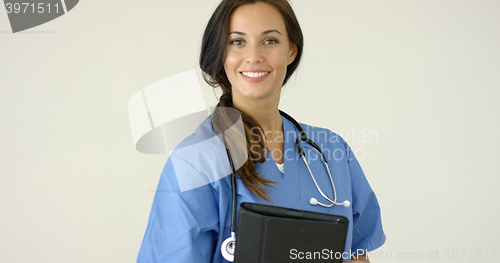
287, 43, 298, 65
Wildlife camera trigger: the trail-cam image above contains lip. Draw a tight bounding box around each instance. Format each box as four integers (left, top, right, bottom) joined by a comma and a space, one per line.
239, 70, 271, 83
240, 69, 270, 72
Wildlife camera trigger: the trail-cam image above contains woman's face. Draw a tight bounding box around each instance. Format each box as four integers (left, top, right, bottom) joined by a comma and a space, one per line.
224, 2, 297, 105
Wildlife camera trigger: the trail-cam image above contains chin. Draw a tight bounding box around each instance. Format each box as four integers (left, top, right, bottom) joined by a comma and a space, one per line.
239, 89, 274, 100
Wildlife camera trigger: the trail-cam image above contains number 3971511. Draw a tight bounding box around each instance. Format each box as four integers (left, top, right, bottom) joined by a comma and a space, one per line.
5, 3, 61, 14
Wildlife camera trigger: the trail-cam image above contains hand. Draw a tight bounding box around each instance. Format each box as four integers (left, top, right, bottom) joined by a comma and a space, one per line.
347, 253, 370, 263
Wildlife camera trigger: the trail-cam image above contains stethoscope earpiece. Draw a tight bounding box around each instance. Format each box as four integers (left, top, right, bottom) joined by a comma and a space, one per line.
221, 232, 236, 262
309, 198, 350, 208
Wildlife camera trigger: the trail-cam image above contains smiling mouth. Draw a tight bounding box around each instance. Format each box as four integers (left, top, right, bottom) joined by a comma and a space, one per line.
240, 72, 270, 78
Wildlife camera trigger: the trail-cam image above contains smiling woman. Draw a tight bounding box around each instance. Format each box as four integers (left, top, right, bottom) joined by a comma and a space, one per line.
199, 0, 304, 201
224, 3, 297, 105
137, 1, 385, 262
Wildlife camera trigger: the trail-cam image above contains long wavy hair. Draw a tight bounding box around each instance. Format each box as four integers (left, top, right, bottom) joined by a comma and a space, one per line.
200, 0, 303, 200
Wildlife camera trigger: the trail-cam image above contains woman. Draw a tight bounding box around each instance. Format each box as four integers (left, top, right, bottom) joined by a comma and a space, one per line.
138, 0, 385, 262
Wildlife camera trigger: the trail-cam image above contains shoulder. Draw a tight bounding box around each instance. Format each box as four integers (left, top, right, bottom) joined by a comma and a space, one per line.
174, 115, 214, 150
166, 115, 231, 192
291, 122, 359, 163
298, 122, 349, 149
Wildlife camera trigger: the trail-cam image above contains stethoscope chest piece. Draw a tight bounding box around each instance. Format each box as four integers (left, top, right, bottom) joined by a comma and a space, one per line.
221, 232, 236, 262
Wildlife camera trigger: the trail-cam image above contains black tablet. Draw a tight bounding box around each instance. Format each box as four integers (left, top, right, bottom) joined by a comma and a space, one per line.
234, 202, 349, 263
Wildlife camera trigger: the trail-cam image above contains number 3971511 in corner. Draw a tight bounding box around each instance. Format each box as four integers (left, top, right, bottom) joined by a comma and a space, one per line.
5, 2, 62, 14
3, 1, 79, 33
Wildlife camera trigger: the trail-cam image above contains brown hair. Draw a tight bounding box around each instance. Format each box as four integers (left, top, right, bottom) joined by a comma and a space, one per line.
200, 0, 304, 200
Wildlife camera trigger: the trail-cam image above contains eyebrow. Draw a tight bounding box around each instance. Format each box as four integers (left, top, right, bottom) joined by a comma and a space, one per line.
228, 29, 282, 36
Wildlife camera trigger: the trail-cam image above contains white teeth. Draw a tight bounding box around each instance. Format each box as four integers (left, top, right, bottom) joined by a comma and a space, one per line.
241, 72, 269, 78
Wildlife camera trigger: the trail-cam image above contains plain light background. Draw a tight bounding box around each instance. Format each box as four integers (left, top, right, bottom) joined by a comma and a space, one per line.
1, 0, 499, 262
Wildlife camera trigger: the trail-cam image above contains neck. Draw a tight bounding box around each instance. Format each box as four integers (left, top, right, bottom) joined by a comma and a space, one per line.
232, 95, 282, 134
232, 92, 285, 164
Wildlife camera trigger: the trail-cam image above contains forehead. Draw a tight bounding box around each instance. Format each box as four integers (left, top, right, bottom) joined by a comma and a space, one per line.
229, 2, 287, 33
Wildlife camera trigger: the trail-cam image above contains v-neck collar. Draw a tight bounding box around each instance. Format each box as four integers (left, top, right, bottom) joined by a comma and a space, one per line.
260, 114, 303, 201
282, 114, 302, 199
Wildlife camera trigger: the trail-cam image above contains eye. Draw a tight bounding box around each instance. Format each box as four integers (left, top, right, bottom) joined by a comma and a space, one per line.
230, 39, 244, 46
264, 38, 279, 45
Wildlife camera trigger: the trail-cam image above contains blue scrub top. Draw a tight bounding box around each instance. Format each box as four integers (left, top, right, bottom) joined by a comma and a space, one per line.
137, 115, 386, 262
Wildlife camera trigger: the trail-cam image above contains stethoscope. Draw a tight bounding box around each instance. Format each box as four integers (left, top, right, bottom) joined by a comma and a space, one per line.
220, 110, 350, 262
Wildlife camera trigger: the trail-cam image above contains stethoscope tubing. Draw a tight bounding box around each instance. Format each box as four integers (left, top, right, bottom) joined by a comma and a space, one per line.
300, 154, 337, 207
221, 133, 238, 234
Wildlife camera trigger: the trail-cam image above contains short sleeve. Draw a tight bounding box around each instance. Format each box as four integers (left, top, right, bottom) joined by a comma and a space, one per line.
137, 157, 219, 263
347, 146, 386, 252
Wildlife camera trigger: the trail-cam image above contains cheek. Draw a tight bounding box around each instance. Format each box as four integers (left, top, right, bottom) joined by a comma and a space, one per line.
223, 56, 240, 86
224, 64, 235, 81
275, 49, 291, 66
224, 63, 236, 82
224, 51, 240, 70
270, 52, 290, 74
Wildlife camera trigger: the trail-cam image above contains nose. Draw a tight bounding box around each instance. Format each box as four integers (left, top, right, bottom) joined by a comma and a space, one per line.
244, 43, 263, 64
